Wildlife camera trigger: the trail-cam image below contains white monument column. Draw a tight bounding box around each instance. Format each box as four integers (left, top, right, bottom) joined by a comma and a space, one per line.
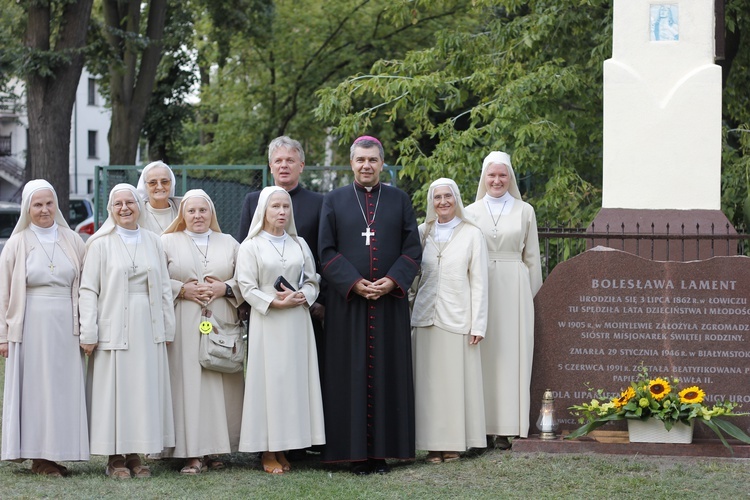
602, 0, 721, 210
591, 1, 734, 260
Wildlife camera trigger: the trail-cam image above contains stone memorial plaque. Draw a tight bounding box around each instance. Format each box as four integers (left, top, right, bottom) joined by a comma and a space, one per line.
531, 248, 750, 439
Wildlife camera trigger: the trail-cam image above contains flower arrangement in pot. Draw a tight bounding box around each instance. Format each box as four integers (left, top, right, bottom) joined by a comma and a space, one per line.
566, 364, 750, 451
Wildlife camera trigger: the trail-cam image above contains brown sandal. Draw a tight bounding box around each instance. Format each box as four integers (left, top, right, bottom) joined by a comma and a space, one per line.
204, 456, 225, 470
261, 452, 284, 474
180, 458, 207, 475
275, 452, 291, 472
442, 451, 461, 462
105, 456, 131, 480
55, 464, 71, 477
125, 455, 151, 478
425, 451, 443, 464
31, 459, 64, 478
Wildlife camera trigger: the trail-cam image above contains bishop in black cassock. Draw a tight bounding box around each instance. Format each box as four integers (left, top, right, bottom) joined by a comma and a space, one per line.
318, 137, 421, 468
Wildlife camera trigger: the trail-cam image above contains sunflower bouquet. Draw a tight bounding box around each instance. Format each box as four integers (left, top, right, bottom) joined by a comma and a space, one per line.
566, 364, 750, 450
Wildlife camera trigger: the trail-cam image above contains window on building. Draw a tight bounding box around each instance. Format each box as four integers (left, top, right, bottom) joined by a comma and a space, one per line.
88, 130, 97, 158
87, 78, 96, 106
0, 134, 10, 156
87, 179, 94, 194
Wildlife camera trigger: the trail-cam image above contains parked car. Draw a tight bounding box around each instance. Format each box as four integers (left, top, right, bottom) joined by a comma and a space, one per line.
70, 194, 96, 241
0, 201, 21, 254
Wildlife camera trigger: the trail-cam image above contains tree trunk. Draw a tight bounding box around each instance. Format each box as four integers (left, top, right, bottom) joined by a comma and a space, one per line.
105, 0, 168, 165
25, 0, 94, 218
197, 49, 214, 146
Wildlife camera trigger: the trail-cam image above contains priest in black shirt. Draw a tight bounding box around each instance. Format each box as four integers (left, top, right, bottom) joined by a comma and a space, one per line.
237, 136, 323, 260
237, 136, 325, 323
318, 136, 421, 474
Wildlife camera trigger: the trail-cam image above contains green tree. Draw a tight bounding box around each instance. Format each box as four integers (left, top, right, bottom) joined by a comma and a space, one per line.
316, 0, 750, 230
0, 2, 22, 91
189, 0, 272, 150
186, 0, 474, 166
92, 0, 169, 165
316, 0, 610, 224
721, 0, 750, 228
141, 0, 198, 164
2, 0, 94, 214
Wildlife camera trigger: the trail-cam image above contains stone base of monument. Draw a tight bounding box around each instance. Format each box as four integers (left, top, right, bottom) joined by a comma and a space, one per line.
587, 208, 737, 261
512, 434, 750, 458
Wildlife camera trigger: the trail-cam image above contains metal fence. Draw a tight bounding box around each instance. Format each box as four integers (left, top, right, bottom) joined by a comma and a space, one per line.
538, 221, 750, 279
94, 165, 750, 273
93, 164, 405, 239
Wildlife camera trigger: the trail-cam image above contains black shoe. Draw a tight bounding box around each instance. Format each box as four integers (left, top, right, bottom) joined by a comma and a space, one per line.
495, 436, 512, 450
286, 449, 307, 462
465, 446, 488, 458
486, 435, 496, 448
369, 458, 390, 475
351, 461, 372, 476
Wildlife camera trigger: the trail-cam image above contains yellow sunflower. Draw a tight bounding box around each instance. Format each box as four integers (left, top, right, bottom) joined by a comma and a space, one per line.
648, 378, 671, 400
612, 387, 636, 409
678, 386, 706, 404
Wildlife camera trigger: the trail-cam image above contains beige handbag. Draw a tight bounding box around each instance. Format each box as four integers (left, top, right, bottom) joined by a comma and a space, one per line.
198, 308, 244, 374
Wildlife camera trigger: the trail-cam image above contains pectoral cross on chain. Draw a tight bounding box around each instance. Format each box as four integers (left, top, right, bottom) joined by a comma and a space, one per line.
131, 262, 138, 273
361, 226, 375, 246
48, 262, 56, 273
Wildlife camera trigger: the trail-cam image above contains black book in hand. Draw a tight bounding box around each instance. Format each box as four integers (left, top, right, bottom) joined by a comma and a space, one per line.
274, 275, 296, 292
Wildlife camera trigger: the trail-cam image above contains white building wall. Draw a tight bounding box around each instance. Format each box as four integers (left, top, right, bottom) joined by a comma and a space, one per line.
70, 68, 111, 195
0, 78, 29, 165
1, 70, 110, 197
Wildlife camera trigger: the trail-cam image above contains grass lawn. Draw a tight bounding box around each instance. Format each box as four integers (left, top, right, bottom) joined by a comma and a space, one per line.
1, 360, 748, 498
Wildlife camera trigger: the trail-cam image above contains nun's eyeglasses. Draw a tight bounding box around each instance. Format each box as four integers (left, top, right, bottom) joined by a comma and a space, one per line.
433, 194, 454, 202
112, 201, 138, 209
146, 179, 171, 187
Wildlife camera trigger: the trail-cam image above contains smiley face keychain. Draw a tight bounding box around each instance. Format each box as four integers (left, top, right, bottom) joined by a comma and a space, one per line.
200, 320, 213, 335
200, 307, 214, 334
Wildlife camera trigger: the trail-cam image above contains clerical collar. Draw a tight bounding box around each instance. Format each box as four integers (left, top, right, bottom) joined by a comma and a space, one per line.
30, 222, 58, 243
354, 180, 381, 193
185, 229, 213, 246
436, 217, 461, 230
484, 191, 515, 216
260, 230, 287, 243
286, 184, 301, 196
116, 225, 141, 244
434, 217, 461, 242
484, 192, 514, 204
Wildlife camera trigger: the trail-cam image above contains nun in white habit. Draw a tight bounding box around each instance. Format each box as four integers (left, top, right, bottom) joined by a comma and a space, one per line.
136, 160, 181, 234
80, 183, 175, 479
464, 152, 542, 446
236, 186, 324, 474
411, 178, 488, 463
0, 180, 89, 476
160, 189, 244, 474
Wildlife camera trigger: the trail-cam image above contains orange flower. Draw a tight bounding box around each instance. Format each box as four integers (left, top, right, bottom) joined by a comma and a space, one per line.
648, 378, 671, 400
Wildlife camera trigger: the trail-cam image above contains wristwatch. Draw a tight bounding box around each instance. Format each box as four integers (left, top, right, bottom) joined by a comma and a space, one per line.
225, 283, 234, 298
